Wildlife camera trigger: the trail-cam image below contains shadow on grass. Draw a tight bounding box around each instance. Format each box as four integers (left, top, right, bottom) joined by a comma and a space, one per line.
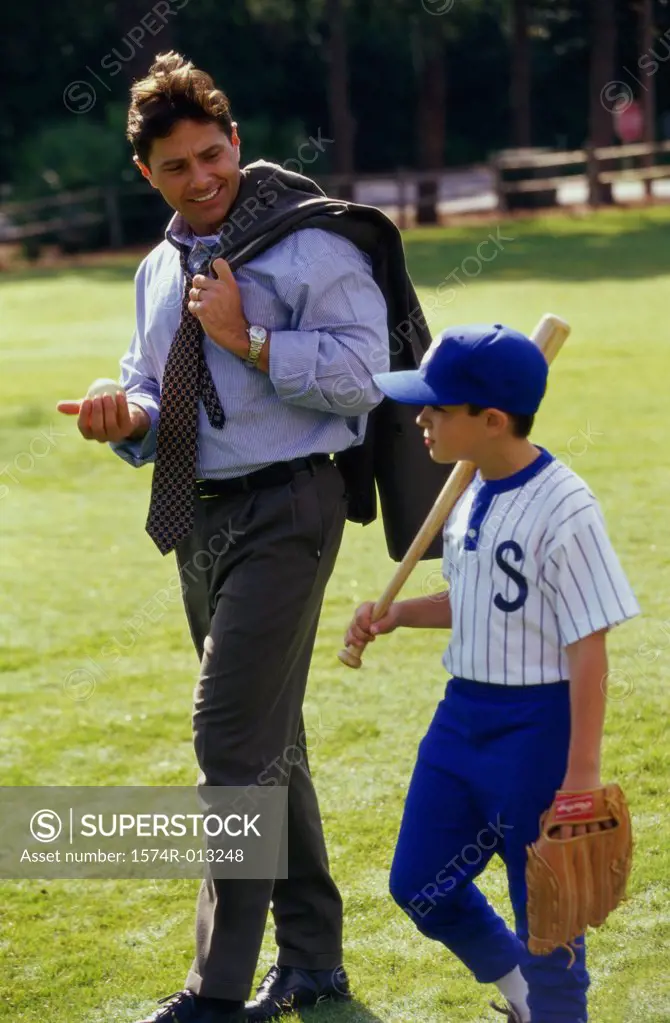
0, 261, 139, 286
292, 998, 388, 1022
2, 207, 670, 289
403, 209, 670, 286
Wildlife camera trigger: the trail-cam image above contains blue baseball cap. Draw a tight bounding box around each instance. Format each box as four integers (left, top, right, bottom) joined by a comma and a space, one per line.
374, 323, 548, 415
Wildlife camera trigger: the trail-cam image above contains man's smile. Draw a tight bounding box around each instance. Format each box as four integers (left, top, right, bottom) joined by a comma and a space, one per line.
190, 184, 223, 203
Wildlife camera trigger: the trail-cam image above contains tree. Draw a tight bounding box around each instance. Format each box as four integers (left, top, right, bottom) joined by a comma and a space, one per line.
588, 0, 617, 204
325, 0, 355, 198
111, 0, 176, 84
412, 14, 447, 224
510, 0, 532, 147
409, 0, 502, 222
246, 0, 355, 188
636, 0, 655, 198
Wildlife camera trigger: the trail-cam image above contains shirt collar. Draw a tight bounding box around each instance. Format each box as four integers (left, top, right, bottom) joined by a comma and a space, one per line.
476, 446, 554, 496
167, 211, 228, 249
166, 213, 223, 274
165, 211, 192, 250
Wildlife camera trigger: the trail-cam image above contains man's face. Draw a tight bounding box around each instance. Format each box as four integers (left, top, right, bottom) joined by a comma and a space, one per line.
137, 119, 241, 235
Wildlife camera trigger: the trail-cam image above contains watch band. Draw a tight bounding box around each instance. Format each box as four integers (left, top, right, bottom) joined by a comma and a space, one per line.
245, 325, 268, 368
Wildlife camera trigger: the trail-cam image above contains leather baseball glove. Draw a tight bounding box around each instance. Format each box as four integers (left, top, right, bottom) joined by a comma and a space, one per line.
526, 784, 633, 957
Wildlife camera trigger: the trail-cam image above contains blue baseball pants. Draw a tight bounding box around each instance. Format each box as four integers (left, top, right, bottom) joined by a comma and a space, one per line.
389, 677, 588, 1023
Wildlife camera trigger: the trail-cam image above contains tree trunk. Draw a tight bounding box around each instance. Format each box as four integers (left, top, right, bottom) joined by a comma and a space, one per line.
112, 0, 175, 84
588, 0, 617, 205
639, 0, 655, 198
510, 0, 531, 147
415, 33, 446, 225
325, 0, 355, 200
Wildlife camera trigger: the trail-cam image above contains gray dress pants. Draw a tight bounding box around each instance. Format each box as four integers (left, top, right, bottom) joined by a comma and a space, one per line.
174, 458, 348, 1000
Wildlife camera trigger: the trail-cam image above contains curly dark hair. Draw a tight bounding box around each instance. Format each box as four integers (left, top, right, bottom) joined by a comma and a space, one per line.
127, 52, 235, 165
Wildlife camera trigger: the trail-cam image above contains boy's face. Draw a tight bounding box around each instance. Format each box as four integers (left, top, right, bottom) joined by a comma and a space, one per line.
135, 119, 241, 235
416, 403, 511, 464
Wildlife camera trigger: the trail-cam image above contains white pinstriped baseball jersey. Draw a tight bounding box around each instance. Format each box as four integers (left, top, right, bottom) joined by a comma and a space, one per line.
441, 447, 639, 685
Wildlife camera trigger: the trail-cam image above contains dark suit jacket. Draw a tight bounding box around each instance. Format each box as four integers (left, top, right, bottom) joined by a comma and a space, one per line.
205, 160, 451, 561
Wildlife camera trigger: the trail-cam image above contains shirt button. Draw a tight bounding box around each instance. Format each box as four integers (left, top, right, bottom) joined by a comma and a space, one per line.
467, 528, 477, 538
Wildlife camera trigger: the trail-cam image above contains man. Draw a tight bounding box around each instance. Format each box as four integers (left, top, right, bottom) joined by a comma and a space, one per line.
58, 50, 447, 1023
58, 51, 388, 1023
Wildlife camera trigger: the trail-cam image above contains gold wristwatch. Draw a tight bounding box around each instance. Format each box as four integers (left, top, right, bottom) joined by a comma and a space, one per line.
245, 325, 268, 368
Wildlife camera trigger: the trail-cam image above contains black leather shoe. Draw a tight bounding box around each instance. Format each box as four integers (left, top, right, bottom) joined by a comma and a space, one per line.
245, 965, 351, 1020
134, 990, 245, 1022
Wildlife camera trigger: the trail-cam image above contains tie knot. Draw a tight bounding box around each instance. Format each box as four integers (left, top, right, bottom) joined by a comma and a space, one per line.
181, 240, 217, 278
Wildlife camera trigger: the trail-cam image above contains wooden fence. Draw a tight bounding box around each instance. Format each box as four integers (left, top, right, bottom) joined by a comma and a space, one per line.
0, 184, 158, 247
1, 140, 669, 251
490, 139, 670, 210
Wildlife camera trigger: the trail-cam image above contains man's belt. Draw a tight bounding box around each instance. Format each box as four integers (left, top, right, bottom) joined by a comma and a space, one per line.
195, 454, 332, 499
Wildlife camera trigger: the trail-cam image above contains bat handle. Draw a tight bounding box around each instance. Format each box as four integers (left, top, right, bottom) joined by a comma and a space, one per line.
337, 642, 364, 669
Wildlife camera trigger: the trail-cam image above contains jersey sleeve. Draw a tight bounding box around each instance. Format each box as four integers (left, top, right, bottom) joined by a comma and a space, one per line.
540, 500, 639, 645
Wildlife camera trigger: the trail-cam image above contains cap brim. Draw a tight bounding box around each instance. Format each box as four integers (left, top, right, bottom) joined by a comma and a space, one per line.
373, 370, 443, 405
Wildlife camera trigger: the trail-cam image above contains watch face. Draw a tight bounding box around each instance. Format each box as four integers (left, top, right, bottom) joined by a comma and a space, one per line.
249, 326, 267, 343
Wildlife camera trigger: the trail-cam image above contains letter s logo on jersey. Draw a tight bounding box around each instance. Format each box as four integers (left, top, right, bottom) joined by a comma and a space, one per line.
493, 541, 528, 613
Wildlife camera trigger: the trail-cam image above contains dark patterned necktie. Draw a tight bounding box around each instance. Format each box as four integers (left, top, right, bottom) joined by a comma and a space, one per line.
145, 251, 225, 555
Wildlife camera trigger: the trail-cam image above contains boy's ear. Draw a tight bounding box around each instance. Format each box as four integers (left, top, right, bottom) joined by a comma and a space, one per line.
486, 408, 509, 433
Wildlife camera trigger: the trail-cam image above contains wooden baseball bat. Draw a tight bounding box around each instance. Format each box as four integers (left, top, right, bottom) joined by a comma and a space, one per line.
338, 313, 571, 669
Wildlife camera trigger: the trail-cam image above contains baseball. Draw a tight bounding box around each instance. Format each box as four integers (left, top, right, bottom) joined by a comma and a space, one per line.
86, 377, 123, 399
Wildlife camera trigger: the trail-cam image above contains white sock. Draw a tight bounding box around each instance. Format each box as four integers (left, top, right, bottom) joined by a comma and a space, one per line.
495, 966, 530, 1022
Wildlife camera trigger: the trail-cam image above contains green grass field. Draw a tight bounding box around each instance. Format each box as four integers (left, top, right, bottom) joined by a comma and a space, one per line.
1, 207, 669, 1023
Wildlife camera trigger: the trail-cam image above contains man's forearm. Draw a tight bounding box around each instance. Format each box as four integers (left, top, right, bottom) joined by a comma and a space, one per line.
209, 325, 270, 374
395, 592, 452, 630
268, 329, 386, 415
563, 630, 609, 787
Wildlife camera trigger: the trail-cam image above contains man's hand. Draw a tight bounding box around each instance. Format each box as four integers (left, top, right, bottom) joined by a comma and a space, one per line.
189, 257, 250, 356
344, 601, 401, 651
57, 391, 151, 443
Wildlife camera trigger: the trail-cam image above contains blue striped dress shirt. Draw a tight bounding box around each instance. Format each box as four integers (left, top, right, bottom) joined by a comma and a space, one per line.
111, 213, 390, 478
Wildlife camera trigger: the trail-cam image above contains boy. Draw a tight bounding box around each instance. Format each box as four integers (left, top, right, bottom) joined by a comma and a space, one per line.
344, 324, 639, 1022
